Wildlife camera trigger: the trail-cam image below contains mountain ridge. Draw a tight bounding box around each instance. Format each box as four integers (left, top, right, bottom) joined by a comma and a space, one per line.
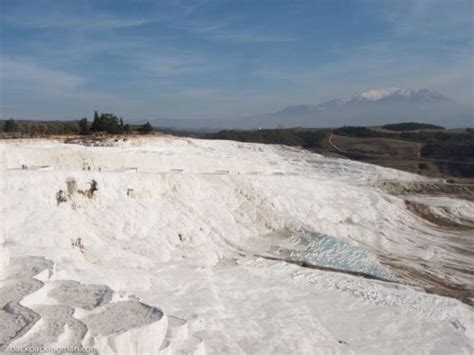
150, 88, 471, 130
273, 88, 450, 117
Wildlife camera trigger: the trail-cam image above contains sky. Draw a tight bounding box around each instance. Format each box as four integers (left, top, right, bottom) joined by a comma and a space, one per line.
0, 0, 473, 121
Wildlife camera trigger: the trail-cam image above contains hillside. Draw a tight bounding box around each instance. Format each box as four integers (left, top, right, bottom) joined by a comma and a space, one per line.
1, 136, 473, 353
203, 126, 474, 180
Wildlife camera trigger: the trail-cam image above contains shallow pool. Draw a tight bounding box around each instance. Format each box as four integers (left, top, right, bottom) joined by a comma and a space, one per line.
281, 233, 396, 280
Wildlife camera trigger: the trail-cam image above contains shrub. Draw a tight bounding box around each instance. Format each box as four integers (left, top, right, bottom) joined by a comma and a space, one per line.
334, 126, 396, 138
421, 143, 474, 161
3, 119, 18, 133
383, 122, 445, 131
91, 113, 124, 134
139, 122, 153, 134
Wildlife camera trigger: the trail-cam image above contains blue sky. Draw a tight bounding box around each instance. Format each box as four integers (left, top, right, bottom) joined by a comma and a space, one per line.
1, 0, 472, 120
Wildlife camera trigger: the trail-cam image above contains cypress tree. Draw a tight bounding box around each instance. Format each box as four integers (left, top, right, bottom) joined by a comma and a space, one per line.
140, 122, 153, 134
79, 118, 90, 135
3, 118, 18, 133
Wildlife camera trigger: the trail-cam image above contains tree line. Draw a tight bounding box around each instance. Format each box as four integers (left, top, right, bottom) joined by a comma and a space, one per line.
78, 111, 152, 135
2, 119, 79, 135
208, 128, 329, 149
333, 125, 474, 146
420, 142, 474, 161
2, 112, 153, 136
382, 122, 445, 131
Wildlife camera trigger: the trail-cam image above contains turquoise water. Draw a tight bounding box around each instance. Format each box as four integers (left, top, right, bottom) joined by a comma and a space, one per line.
282, 233, 395, 280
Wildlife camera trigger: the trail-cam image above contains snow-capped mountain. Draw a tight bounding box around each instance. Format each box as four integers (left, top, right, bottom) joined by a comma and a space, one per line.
151, 88, 471, 130
275, 88, 450, 115
352, 87, 449, 103
264, 87, 469, 128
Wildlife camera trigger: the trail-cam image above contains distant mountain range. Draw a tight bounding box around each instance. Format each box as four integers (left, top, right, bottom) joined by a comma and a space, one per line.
151, 88, 472, 131
276, 88, 450, 114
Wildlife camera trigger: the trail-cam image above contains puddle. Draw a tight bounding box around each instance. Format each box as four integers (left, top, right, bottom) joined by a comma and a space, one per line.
279, 233, 396, 280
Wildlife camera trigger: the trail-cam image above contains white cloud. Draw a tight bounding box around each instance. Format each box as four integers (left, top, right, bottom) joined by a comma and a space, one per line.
1, 57, 84, 94
253, 38, 474, 107
174, 18, 296, 43
0, 56, 137, 119
379, 0, 473, 42
1, 0, 471, 120
175, 88, 217, 97
2, 14, 149, 30
1, 1, 152, 30
206, 30, 295, 43
129, 53, 210, 78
